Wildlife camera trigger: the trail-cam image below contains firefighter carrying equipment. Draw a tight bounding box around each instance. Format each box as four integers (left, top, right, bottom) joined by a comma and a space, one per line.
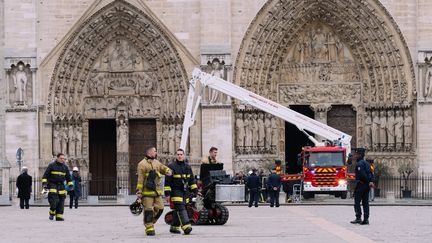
146, 169, 158, 192
130, 200, 143, 216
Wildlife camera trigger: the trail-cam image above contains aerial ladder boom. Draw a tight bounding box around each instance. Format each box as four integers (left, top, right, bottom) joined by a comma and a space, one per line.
180, 68, 352, 155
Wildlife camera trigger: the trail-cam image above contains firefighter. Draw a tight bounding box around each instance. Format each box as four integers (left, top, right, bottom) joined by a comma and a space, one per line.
164, 148, 197, 234
350, 148, 374, 225
246, 168, 261, 207
267, 167, 281, 207
136, 147, 171, 236
42, 153, 73, 221
200, 146, 218, 164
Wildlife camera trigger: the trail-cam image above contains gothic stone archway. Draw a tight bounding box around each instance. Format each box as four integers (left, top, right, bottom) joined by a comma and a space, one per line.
47, 0, 188, 195
233, 0, 416, 172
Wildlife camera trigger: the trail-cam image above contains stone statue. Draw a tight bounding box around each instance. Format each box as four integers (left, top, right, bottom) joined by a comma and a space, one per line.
60, 126, 68, 154
271, 116, 278, 149
394, 110, 404, 150
117, 118, 128, 152
235, 113, 245, 149
75, 126, 82, 158
251, 113, 259, 149
264, 113, 272, 150
244, 113, 253, 151
13, 63, 28, 104
364, 112, 372, 149
379, 110, 387, 149
175, 124, 182, 148
303, 32, 312, 63
403, 109, 413, 150
110, 39, 133, 71
68, 125, 76, 157
425, 66, 432, 98
371, 111, 380, 150
257, 113, 265, 147
162, 124, 169, 153
294, 35, 304, 63
312, 27, 328, 62
386, 110, 395, 151
53, 124, 61, 155
209, 59, 224, 104
168, 124, 176, 154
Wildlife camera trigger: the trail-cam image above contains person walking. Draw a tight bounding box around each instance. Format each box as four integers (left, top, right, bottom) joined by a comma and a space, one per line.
246, 169, 261, 207
42, 153, 73, 221
267, 168, 281, 207
68, 167, 82, 209
164, 148, 197, 235
16, 166, 32, 209
350, 148, 374, 225
136, 147, 172, 236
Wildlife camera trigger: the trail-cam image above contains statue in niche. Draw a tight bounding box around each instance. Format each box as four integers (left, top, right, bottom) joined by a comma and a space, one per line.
96, 76, 105, 95
257, 113, 265, 147
53, 124, 61, 155
244, 113, 253, 152
110, 39, 133, 71
403, 109, 413, 150
379, 110, 387, 150
13, 62, 29, 105
117, 118, 128, 153
312, 27, 328, 62
209, 59, 224, 104
303, 31, 312, 63
294, 35, 304, 63
264, 113, 272, 150
168, 124, 176, 154
271, 116, 278, 149
60, 126, 68, 154
364, 112, 372, 149
235, 113, 245, 149
386, 110, 396, 151
175, 125, 182, 148
68, 125, 76, 157
327, 32, 344, 63
394, 110, 404, 151
75, 126, 82, 158
251, 113, 259, 149
371, 111, 380, 150
424, 66, 432, 98
162, 124, 169, 153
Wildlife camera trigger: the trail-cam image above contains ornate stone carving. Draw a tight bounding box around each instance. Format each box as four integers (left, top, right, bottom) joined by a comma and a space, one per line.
117, 117, 128, 153
8, 62, 33, 107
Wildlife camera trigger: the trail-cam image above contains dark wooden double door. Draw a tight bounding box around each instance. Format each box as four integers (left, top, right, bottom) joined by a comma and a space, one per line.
89, 119, 156, 195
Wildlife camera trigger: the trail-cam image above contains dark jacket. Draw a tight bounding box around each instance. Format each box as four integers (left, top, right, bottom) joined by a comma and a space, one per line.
71, 173, 82, 197
42, 161, 73, 193
355, 159, 374, 184
267, 173, 281, 191
165, 159, 198, 196
246, 173, 261, 190
16, 172, 32, 199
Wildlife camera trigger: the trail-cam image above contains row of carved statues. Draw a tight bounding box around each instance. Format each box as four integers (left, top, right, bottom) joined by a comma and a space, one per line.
161, 123, 183, 155
53, 123, 83, 158
364, 108, 413, 152
235, 111, 279, 154
86, 73, 160, 96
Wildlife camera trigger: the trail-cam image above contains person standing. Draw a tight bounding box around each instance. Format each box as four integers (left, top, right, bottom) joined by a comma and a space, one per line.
164, 148, 197, 234
350, 148, 374, 225
200, 147, 219, 164
267, 168, 281, 207
136, 147, 172, 236
246, 169, 261, 207
69, 167, 82, 209
16, 166, 32, 209
42, 153, 73, 221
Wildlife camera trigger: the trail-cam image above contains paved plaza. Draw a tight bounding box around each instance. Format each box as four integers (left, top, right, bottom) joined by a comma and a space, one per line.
0, 203, 431, 243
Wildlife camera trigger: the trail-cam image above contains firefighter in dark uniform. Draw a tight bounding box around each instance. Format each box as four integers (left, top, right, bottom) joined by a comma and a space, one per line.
42, 153, 73, 221
350, 148, 374, 225
267, 167, 282, 207
164, 148, 197, 234
246, 168, 261, 207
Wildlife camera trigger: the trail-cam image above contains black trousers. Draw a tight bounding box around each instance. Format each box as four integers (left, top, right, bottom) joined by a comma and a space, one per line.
354, 183, 370, 220
171, 190, 191, 230
269, 189, 280, 207
248, 189, 259, 207
69, 194, 79, 208
48, 193, 65, 218
19, 198, 30, 209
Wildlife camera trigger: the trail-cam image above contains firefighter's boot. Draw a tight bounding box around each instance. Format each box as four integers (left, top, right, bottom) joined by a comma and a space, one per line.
360, 219, 369, 225
350, 218, 362, 224
182, 224, 192, 235
170, 226, 181, 234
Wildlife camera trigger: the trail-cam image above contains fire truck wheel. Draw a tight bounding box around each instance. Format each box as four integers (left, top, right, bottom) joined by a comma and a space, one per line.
164, 211, 173, 225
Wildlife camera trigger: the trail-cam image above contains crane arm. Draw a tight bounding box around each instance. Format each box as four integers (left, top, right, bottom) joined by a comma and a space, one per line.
180, 68, 352, 154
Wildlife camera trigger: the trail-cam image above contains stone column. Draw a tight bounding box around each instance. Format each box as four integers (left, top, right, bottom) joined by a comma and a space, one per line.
5, 69, 10, 107
31, 68, 36, 106
116, 119, 129, 195
310, 104, 332, 143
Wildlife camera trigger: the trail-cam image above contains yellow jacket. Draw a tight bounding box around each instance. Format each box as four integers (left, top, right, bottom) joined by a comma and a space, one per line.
200, 156, 218, 164
136, 157, 171, 197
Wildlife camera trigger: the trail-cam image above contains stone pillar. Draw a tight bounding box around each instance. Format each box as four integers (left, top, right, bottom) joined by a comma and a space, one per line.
0, 160, 11, 205
116, 118, 129, 195
310, 104, 332, 143
31, 68, 36, 106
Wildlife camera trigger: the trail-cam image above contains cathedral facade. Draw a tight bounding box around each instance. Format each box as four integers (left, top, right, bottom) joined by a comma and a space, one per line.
1, 0, 432, 198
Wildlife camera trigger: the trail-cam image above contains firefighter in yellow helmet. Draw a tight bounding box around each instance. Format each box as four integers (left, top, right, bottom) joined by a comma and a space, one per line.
136, 147, 172, 236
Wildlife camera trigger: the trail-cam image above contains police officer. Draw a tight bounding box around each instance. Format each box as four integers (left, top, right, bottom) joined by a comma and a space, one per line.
350, 148, 374, 225
246, 168, 261, 207
42, 153, 73, 221
136, 147, 171, 236
164, 148, 197, 234
267, 168, 281, 207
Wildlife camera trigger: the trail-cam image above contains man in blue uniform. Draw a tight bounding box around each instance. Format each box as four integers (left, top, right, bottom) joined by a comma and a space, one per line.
350, 148, 374, 225
267, 168, 281, 207
42, 153, 73, 221
246, 168, 261, 207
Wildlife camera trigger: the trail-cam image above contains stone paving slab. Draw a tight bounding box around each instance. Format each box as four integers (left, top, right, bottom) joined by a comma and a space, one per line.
1, 204, 431, 243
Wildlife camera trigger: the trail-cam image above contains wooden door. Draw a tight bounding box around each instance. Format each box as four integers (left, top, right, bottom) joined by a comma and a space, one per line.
89, 119, 117, 195
128, 119, 157, 194
327, 105, 357, 148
